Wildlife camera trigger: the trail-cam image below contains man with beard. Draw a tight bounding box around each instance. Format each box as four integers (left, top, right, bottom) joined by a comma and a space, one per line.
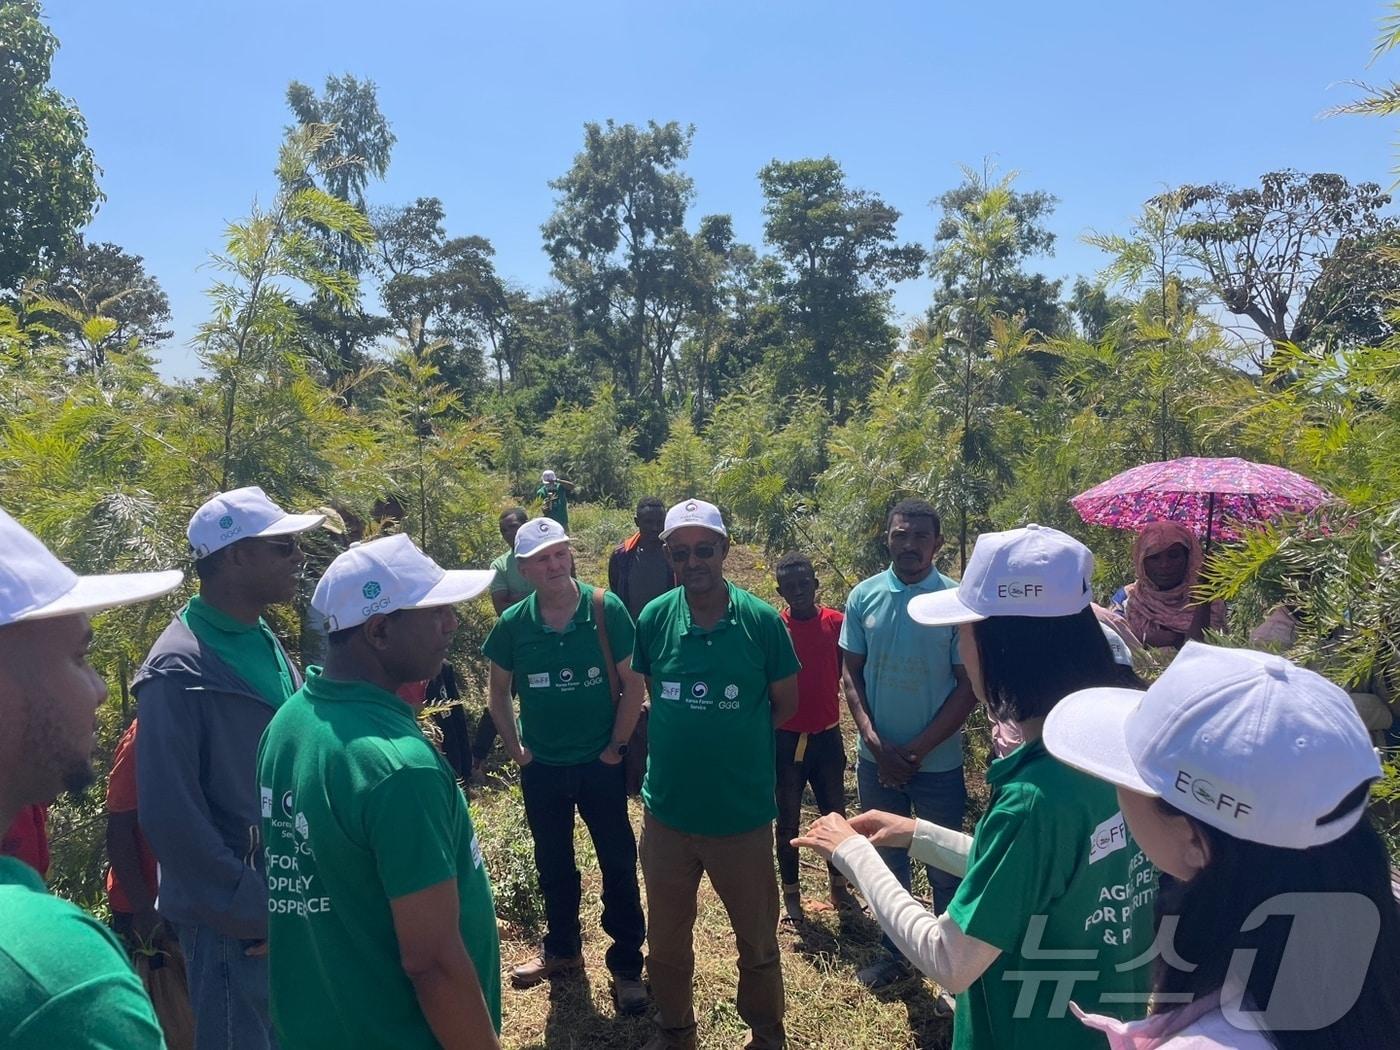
839, 499, 977, 990
135, 487, 325, 1049
634, 499, 800, 1050
0, 505, 182, 1048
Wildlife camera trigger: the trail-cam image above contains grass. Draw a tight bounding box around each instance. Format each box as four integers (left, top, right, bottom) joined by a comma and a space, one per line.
467, 503, 987, 1049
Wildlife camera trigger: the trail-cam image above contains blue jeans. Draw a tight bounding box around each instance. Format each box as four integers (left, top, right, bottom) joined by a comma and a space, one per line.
856, 758, 967, 957
176, 923, 278, 1050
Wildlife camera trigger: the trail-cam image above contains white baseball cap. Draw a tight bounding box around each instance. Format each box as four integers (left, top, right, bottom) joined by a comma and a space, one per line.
909, 524, 1093, 626
1044, 642, 1382, 850
541, 469, 556, 483
514, 517, 570, 559
0, 507, 183, 627
311, 533, 494, 633
660, 498, 727, 541
188, 486, 326, 558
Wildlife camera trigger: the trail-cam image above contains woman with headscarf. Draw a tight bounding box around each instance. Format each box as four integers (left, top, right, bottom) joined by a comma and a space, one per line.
1117, 521, 1224, 650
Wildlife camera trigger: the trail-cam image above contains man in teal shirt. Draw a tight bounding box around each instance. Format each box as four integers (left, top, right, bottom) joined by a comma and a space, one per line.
258, 533, 500, 1049
134, 485, 325, 1049
840, 498, 978, 989
0, 505, 183, 1048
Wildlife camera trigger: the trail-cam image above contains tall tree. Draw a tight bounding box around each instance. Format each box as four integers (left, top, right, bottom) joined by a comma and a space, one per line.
373, 197, 506, 401
285, 74, 396, 382
1162, 171, 1392, 367
542, 120, 697, 412
758, 157, 925, 413
924, 164, 1061, 565
0, 0, 102, 289
25, 239, 172, 369
198, 124, 373, 489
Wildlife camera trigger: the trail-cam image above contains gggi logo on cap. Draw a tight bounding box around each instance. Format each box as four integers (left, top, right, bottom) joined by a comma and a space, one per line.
361, 579, 391, 617
218, 514, 234, 529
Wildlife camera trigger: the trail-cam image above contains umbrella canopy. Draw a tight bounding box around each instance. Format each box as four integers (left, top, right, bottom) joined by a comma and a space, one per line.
1070, 456, 1333, 543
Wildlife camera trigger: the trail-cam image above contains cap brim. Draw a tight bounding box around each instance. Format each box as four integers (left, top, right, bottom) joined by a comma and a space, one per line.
658, 525, 727, 541
15, 570, 185, 623
254, 512, 327, 538
517, 535, 570, 558
907, 589, 985, 626
403, 569, 496, 609
1041, 687, 1156, 795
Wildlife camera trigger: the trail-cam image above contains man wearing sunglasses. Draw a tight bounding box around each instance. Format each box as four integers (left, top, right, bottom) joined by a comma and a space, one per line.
634, 499, 800, 1050
134, 486, 325, 1050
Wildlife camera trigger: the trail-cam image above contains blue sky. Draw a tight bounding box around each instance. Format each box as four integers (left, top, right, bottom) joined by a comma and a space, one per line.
44, 0, 1395, 378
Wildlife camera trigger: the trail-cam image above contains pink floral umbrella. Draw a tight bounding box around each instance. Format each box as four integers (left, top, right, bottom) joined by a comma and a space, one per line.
1070, 457, 1333, 545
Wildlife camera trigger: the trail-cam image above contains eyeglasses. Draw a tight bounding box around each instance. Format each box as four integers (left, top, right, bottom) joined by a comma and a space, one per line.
259, 535, 301, 557
667, 543, 719, 563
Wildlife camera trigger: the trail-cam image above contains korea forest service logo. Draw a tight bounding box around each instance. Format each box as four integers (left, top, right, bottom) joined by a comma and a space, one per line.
692, 681, 708, 699
560, 667, 575, 684
362, 581, 382, 599
218, 514, 234, 529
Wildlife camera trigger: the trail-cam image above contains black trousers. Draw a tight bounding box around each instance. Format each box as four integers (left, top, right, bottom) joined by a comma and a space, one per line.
774, 726, 848, 889
519, 757, 646, 977
471, 708, 497, 763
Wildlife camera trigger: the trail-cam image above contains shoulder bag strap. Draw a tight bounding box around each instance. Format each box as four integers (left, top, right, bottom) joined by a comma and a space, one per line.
593, 587, 622, 705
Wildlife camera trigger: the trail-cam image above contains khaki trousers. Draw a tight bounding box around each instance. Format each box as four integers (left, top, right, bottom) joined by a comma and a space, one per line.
640, 809, 785, 1049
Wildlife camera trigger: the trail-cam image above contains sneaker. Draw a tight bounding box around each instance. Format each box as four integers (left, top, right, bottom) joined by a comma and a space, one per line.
856, 954, 910, 991
509, 951, 583, 988
612, 974, 649, 1016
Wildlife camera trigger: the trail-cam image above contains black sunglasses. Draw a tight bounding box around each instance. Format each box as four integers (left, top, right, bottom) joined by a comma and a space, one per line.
258, 535, 301, 557
667, 543, 719, 563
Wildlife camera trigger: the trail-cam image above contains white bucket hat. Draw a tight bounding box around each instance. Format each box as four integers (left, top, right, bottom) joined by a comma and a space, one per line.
909, 524, 1093, 626
514, 517, 570, 559
188, 486, 326, 559
0, 507, 183, 626
1043, 642, 1382, 849
311, 533, 493, 633
660, 498, 727, 541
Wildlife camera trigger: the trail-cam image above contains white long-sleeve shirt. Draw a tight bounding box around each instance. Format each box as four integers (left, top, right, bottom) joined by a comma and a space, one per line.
830, 820, 998, 994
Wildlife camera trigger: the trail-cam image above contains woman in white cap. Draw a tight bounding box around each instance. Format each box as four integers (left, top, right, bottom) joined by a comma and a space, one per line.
1045, 643, 1400, 1048
795, 524, 1156, 1050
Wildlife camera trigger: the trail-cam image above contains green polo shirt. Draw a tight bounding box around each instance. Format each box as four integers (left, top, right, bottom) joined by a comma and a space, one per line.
488, 550, 533, 607
257, 671, 501, 1048
535, 484, 569, 529
634, 583, 801, 837
0, 856, 165, 1049
946, 739, 1156, 1050
482, 583, 634, 765
182, 594, 295, 707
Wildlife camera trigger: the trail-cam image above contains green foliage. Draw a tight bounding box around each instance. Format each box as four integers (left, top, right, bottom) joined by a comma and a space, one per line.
633, 411, 714, 504
470, 783, 545, 935
0, 0, 102, 290
708, 379, 829, 551
536, 385, 639, 506
758, 157, 925, 412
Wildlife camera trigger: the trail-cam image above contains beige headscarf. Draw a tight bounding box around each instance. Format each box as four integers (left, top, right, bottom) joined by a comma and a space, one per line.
1125, 521, 1210, 641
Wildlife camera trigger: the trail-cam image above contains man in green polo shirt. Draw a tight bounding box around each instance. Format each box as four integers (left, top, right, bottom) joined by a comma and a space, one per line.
483, 516, 648, 1014
634, 499, 800, 1050
256, 534, 501, 1049
0, 505, 182, 1049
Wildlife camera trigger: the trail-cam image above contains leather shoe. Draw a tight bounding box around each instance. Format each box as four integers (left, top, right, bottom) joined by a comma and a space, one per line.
509, 952, 583, 988
612, 973, 649, 1015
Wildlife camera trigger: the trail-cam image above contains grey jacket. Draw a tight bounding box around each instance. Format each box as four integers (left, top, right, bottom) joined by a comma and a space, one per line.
133, 614, 302, 940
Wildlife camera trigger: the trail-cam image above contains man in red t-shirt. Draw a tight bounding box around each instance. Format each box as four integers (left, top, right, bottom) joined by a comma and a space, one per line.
104, 719, 162, 949
774, 552, 857, 924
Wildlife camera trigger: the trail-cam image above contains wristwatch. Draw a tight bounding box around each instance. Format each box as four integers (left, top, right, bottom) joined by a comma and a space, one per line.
612, 741, 630, 757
